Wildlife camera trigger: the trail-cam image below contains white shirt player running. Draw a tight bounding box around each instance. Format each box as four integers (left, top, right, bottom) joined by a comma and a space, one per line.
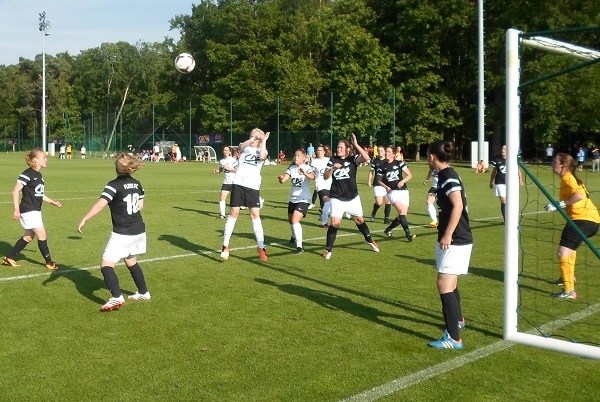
286, 163, 314, 203
219, 156, 238, 185
310, 157, 332, 191
233, 145, 267, 190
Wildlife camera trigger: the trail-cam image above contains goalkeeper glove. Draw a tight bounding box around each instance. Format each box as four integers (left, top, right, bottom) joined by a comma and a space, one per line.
545, 200, 566, 212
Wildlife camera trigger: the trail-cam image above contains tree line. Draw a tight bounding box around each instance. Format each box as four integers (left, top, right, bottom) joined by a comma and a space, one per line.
0, 0, 598, 158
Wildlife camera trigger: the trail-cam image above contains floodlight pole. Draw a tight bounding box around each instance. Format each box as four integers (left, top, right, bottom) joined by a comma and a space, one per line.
39, 12, 50, 153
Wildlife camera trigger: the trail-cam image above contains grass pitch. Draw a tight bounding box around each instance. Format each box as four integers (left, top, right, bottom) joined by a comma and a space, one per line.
0, 153, 599, 401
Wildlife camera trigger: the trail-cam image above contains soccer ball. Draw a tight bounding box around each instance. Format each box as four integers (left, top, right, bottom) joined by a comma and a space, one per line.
174, 53, 195, 74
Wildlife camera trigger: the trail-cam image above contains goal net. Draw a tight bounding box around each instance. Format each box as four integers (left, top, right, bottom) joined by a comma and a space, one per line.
505, 28, 600, 359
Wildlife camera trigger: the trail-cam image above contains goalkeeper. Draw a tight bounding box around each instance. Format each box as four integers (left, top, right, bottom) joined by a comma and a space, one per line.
545, 153, 600, 299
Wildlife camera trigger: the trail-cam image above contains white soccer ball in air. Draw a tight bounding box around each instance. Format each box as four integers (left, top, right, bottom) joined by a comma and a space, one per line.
174, 53, 195, 74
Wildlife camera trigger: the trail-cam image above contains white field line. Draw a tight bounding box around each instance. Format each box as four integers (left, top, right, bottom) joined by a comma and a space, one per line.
339, 303, 600, 402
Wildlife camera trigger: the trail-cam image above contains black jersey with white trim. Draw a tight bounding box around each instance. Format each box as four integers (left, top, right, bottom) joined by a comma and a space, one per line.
491, 157, 507, 185
436, 167, 472, 245
327, 154, 361, 201
100, 175, 146, 235
377, 160, 409, 190
17, 168, 44, 213
369, 157, 387, 186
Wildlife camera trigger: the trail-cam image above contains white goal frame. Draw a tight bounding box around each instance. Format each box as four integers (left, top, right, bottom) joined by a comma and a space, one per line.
194, 145, 218, 163
505, 28, 600, 359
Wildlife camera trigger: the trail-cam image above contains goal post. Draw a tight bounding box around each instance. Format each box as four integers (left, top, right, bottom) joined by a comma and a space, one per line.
504, 28, 600, 359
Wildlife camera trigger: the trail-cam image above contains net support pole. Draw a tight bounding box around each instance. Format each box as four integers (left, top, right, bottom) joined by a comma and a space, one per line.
504, 28, 521, 341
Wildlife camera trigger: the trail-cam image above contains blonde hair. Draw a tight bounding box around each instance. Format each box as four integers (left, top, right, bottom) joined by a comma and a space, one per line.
25, 148, 44, 168
115, 153, 144, 175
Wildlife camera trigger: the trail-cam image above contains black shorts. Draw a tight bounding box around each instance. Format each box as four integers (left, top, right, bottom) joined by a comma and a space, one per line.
230, 185, 261, 209
559, 220, 599, 250
317, 189, 330, 203
428, 187, 437, 195
288, 201, 309, 217
221, 183, 233, 192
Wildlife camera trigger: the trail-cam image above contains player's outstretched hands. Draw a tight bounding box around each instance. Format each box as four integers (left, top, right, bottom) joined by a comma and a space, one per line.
350, 133, 358, 145
263, 131, 270, 141
545, 200, 566, 213
77, 220, 86, 233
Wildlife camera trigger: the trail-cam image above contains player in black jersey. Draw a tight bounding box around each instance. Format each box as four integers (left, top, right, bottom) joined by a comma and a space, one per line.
489, 145, 522, 223
322, 133, 380, 259
376, 145, 416, 241
426, 141, 473, 349
78, 154, 151, 312
368, 145, 392, 224
3, 149, 61, 270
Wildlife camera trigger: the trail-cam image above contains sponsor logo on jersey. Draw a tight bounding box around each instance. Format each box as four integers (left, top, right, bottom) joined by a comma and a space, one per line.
35, 183, 45, 197
243, 153, 260, 166
333, 167, 351, 180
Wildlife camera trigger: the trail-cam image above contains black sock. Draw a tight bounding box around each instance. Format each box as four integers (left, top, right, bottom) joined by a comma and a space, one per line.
127, 263, 148, 294
7, 237, 29, 259
384, 204, 392, 220
101, 266, 122, 298
371, 203, 381, 217
454, 287, 463, 320
312, 190, 318, 205
356, 222, 373, 243
38, 239, 52, 263
398, 215, 410, 233
501, 203, 506, 221
388, 216, 401, 230
326, 225, 339, 251
440, 292, 461, 341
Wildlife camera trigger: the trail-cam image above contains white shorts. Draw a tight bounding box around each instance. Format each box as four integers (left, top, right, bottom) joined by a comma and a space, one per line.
373, 185, 387, 198
387, 189, 409, 206
436, 243, 472, 275
494, 184, 507, 198
330, 195, 364, 218
102, 232, 147, 263
20, 211, 44, 230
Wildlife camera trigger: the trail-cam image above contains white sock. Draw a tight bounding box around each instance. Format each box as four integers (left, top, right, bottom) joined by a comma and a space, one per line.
219, 201, 226, 217
252, 218, 265, 249
223, 216, 237, 247
289, 223, 295, 238
428, 204, 437, 222
322, 202, 331, 225
292, 222, 302, 248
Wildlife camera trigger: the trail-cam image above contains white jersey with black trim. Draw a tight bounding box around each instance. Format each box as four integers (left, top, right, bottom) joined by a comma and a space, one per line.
232, 145, 267, 190
286, 163, 314, 203
219, 156, 238, 185
310, 157, 332, 191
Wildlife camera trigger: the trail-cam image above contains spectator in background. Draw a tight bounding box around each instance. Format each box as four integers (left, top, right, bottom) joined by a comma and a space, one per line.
59, 144, 66, 160
81, 145, 86, 159
592, 147, 600, 173
395, 146, 404, 162
278, 150, 286, 164
66, 144, 72, 159
576, 146, 585, 171
546, 144, 554, 164
306, 143, 315, 163
153, 143, 160, 162
475, 160, 486, 173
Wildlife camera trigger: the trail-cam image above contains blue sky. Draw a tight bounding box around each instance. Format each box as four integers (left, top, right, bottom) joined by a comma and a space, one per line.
0, 0, 195, 66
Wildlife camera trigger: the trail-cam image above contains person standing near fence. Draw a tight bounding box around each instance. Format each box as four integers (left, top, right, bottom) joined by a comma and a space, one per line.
322, 133, 380, 260
426, 140, 472, 349
77, 153, 151, 311
545, 152, 600, 300
221, 128, 270, 262
490, 145, 523, 223
310, 144, 333, 228
213, 145, 238, 219
3, 149, 61, 270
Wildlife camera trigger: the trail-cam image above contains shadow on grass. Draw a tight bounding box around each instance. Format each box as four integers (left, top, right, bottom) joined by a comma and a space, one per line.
42, 264, 107, 306
157, 234, 222, 263
255, 278, 435, 340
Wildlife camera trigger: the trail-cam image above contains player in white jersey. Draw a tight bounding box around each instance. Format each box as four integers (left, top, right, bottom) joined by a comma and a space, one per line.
368, 145, 392, 224
423, 168, 439, 227
221, 128, 270, 262
278, 149, 316, 253
213, 145, 239, 218
310, 144, 332, 228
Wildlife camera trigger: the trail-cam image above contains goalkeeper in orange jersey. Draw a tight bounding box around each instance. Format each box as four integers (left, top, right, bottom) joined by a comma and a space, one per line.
545, 153, 600, 300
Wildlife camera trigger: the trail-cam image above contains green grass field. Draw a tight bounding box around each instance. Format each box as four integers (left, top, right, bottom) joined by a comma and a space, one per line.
0, 153, 599, 401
